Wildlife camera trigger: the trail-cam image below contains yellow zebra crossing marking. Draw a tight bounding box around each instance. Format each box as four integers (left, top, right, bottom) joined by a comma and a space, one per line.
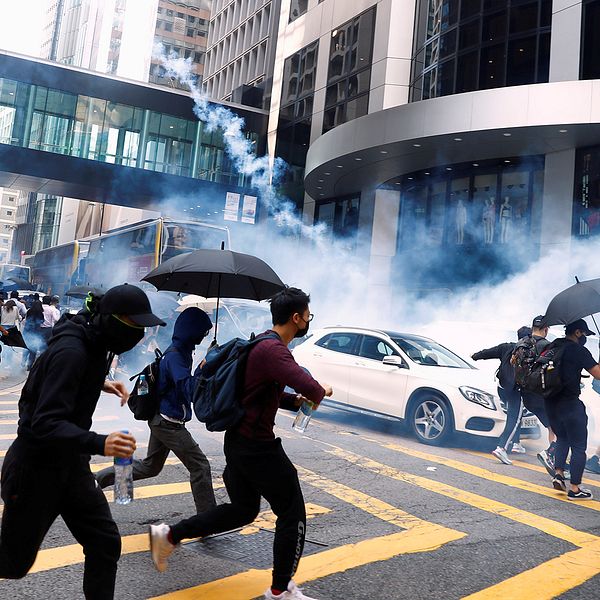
150, 465, 465, 600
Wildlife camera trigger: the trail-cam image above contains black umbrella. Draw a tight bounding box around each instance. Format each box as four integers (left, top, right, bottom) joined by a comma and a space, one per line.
142, 247, 285, 341
544, 277, 600, 327
65, 285, 105, 299
0, 327, 28, 350
2, 278, 34, 292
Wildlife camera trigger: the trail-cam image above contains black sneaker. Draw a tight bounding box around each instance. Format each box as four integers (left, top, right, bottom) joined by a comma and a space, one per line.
552, 473, 567, 492
567, 488, 593, 500
585, 455, 600, 475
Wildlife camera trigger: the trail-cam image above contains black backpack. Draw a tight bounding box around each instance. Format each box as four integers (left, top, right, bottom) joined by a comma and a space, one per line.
193, 333, 278, 432
519, 339, 568, 399
127, 349, 173, 421
511, 336, 539, 388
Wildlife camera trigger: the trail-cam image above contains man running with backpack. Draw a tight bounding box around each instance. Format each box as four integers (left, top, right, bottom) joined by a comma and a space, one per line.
513, 316, 557, 475
95, 307, 216, 513
472, 326, 531, 465
543, 319, 600, 499
148, 287, 332, 600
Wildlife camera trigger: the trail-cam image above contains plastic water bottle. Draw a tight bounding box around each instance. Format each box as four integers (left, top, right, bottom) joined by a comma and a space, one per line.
292, 400, 315, 434
137, 374, 149, 396
114, 430, 134, 504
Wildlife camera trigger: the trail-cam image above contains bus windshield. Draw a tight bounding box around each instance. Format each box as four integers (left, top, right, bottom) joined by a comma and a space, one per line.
161, 221, 230, 262
0, 264, 31, 283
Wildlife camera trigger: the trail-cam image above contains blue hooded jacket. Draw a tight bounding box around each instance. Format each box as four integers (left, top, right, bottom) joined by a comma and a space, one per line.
158, 308, 212, 421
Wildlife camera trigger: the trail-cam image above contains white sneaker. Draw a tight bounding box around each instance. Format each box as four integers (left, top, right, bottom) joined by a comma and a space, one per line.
149, 523, 175, 572
264, 580, 319, 599
511, 443, 526, 454
492, 446, 512, 465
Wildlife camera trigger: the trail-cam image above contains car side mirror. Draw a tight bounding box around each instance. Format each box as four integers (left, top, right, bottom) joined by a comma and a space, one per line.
382, 355, 407, 368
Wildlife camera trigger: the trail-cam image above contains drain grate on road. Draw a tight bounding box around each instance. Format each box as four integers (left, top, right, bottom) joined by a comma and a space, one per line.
185, 529, 327, 569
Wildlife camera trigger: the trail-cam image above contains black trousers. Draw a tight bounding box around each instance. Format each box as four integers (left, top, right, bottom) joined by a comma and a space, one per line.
497, 387, 523, 450
521, 390, 551, 428
546, 398, 588, 486
170, 431, 306, 591
0, 441, 121, 599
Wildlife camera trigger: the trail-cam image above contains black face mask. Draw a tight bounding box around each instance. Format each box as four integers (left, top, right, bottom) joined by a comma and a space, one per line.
579, 335, 587, 346
100, 314, 145, 354
294, 321, 309, 339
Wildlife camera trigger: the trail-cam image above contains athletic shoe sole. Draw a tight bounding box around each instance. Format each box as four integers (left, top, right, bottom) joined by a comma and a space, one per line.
552, 478, 567, 492
537, 453, 555, 477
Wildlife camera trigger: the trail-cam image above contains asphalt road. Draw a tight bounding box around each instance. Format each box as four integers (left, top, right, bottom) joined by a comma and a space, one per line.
0, 372, 599, 599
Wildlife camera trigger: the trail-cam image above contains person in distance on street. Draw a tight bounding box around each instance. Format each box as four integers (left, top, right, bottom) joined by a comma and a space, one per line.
0, 283, 165, 599
148, 287, 333, 600
545, 319, 600, 500
96, 307, 217, 513
472, 326, 531, 465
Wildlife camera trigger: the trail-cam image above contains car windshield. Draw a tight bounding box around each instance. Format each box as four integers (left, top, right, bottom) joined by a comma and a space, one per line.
391, 337, 473, 369
226, 302, 272, 338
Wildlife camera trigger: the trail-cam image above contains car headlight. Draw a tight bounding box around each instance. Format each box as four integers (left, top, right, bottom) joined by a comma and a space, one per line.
459, 386, 497, 411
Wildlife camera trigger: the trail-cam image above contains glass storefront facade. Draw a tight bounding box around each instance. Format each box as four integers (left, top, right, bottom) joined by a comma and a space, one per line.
574, 145, 600, 237
0, 76, 259, 187
387, 156, 545, 287
410, 0, 551, 101
314, 195, 360, 249
582, 0, 600, 80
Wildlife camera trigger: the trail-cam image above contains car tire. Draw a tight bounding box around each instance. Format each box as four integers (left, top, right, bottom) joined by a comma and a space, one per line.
409, 393, 454, 446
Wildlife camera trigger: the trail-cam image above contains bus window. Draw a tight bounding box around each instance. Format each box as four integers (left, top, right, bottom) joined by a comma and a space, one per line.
161, 222, 229, 262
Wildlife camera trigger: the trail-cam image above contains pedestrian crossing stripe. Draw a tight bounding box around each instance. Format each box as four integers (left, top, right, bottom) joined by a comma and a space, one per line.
372, 440, 600, 511
148, 466, 465, 600
324, 444, 600, 598
0, 420, 18, 426
0, 434, 15, 440
465, 449, 600, 487
0, 401, 18, 405
0, 410, 18, 415
23, 503, 331, 575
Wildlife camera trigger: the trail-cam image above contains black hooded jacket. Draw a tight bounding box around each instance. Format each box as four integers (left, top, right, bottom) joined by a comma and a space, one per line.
16, 313, 110, 462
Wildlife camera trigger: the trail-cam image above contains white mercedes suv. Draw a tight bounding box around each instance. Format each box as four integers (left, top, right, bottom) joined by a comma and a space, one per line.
292, 327, 507, 446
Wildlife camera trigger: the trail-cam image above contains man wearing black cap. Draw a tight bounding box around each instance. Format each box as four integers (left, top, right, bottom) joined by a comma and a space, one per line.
95, 307, 217, 513
519, 315, 557, 474
0, 284, 165, 598
546, 318, 600, 500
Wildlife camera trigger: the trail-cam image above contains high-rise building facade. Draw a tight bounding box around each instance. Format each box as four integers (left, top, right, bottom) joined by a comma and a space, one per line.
267, 0, 600, 305
203, 0, 282, 108
0, 189, 18, 263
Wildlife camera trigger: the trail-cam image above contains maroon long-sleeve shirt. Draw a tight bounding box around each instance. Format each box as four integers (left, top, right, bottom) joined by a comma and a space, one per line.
235, 331, 325, 441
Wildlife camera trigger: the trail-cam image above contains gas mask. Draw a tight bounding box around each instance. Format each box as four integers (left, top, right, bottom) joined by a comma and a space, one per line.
100, 314, 145, 355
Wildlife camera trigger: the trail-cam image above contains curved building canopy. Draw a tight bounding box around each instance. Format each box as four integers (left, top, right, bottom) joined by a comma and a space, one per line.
304, 80, 600, 199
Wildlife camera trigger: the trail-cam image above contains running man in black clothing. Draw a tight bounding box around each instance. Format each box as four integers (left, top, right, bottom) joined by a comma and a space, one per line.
149, 287, 333, 600
0, 284, 165, 599
546, 319, 600, 500
472, 326, 531, 465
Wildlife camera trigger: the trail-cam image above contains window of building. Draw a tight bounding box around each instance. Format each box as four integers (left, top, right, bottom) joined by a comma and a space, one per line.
276, 41, 319, 208
323, 7, 376, 133
573, 145, 600, 237
6, 210, 13, 216
165, 22, 173, 32
289, 0, 308, 22
187, 27, 195, 36
166, 9, 174, 16
411, 0, 551, 101
582, 0, 600, 79
314, 196, 360, 248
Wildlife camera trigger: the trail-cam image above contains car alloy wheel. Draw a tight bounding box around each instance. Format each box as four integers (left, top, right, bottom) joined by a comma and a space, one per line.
412, 397, 451, 445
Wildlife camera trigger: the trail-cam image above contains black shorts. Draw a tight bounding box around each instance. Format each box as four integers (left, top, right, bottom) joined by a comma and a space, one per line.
521, 391, 550, 428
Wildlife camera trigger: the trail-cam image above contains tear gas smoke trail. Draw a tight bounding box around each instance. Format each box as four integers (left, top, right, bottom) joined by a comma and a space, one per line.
154, 46, 329, 244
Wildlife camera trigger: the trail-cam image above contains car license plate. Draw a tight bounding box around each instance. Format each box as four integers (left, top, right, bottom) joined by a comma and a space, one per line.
522, 416, 538, 428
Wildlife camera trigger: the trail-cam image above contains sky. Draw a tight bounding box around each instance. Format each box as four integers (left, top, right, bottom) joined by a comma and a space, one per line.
0, 0, 45, 57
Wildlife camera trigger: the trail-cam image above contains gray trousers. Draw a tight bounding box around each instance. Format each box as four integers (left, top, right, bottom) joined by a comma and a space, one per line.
96, 414, 216, 513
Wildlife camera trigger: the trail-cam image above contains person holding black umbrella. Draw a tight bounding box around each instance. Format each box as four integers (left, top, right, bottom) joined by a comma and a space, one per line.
545, 319, 600, 500
149, 287, 333, 600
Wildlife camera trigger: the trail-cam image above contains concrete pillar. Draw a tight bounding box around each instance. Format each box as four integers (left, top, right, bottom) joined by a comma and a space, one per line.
367, 188, 400, 319
539, 148, 575, 258
549, 0, 583, 82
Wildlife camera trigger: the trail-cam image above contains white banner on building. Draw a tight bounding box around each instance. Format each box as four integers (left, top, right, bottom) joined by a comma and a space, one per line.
224, 192, 240, 221
241, 195, 257, 224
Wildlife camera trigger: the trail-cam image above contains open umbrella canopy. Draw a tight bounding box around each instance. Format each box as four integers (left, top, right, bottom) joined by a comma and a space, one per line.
544, 277, 600, 326
2, 278, 34, 292
65, 285, 105, 299
142, 249, 285, 301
